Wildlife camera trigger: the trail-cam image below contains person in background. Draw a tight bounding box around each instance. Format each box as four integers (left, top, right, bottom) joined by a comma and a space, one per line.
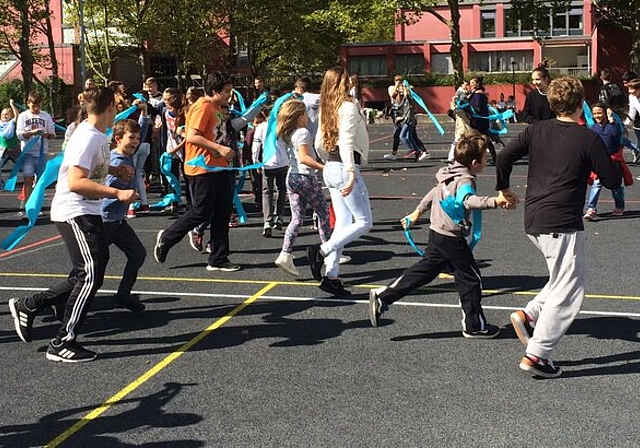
522, 63, 555, 123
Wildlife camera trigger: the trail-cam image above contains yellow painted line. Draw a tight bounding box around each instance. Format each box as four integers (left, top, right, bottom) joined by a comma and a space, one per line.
44, 282, 278, 448
1, 272, 639, 302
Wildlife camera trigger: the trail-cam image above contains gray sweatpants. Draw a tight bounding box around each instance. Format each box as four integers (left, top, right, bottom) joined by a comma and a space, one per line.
524, 231, 587, 359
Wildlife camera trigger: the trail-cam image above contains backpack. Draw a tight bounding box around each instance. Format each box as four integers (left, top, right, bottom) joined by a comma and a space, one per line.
599, 83, 626, 110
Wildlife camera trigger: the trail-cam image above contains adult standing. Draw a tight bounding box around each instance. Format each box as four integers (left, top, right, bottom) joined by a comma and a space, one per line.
468, 77, 497, 164
154, 72, 240, 272
496, 77, 620, 378
383, 75, 405, 160
522, 64, 555, 123
9, 86, 138, 362
307, 66, 373, 295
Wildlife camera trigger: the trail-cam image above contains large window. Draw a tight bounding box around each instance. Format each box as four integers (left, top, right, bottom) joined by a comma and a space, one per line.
482, 10, 496, 38
395, 54, 424, 75
431, 53, 452, 74
469, 51, 534, 73
348, 56, 386, 76
504, 4, 583, 37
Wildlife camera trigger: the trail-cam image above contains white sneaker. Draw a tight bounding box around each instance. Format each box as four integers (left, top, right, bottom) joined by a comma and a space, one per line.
383, 153, 397, 161
275, 252, 300, 277
418, 152, 431, 161
339, 254, 351, 264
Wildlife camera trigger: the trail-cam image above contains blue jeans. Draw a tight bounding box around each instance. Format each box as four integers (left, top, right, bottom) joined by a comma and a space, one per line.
399, 123, 420, 153
321, 162, 372, 278
586, 178, 624, 211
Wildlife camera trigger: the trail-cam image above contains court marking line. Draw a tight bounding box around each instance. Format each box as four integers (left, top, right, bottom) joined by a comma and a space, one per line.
1, 272, 639, 302
43, 282, 277, 448
0, 235, 62, 259
2, 285, 640, 320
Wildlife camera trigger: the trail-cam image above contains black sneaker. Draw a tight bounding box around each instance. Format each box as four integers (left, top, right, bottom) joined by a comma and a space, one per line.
9, 298, 36, 342
368, 288, 388, 327
154, 230, 169, 263
113, 294, 146, 312
519, 354, 562, 378
46, 339, 97, 363
319, 277, 351, 296
188, 230, 203, 252
462, 323, 501, 339
307, 245, 325, 281
510, 310, 533, 346
206, 261, 241, 272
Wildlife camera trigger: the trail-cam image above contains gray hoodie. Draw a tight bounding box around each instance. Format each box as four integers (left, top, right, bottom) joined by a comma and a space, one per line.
417, 162, 497, 238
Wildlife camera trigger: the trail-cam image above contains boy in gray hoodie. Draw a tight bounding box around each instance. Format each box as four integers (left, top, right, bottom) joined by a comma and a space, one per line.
368, 130, 512, 338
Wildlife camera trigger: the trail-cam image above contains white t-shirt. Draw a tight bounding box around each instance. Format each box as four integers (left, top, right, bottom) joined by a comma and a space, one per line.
287, 128, 315, 176
16, 110, 56, 155
50, 120, 110, 222
302, 92, 320, 142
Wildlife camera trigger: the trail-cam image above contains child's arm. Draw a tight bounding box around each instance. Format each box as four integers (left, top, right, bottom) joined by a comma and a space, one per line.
297, 143, 324, 170
9, 99, 19, 123
464, 191, 514, 210
402, 186, 436, 229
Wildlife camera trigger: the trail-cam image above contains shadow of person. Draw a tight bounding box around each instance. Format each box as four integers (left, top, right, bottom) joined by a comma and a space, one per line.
0, 382, 204, 447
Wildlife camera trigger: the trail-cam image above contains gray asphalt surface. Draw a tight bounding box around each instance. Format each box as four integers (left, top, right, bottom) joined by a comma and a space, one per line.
1, 118, 639, 447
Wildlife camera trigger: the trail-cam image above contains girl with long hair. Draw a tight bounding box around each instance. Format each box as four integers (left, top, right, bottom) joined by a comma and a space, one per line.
274, 100, 331, 276
307, 67, 373, 295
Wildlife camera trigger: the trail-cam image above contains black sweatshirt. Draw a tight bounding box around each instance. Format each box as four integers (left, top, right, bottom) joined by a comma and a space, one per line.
522, 89, 556, 123
496, 119, 621, 234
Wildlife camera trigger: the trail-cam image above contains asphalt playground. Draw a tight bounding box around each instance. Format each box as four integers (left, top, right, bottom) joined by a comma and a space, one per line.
1, 118, 639, 447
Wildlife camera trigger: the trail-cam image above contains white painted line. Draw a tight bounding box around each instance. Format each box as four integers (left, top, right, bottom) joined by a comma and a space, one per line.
3, 286, 640, 319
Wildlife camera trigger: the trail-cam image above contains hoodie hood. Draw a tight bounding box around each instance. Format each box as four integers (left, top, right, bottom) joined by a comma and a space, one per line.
436, 161, 474, 185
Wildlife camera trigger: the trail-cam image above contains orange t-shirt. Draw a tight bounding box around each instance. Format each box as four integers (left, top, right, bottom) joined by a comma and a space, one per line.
184, 97, 228, 176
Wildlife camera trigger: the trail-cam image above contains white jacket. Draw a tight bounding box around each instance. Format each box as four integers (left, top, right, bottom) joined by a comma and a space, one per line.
315, 99, 369, 171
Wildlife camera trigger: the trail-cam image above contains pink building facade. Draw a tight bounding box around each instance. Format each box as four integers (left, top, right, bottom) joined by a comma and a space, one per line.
341, 0, 632, 112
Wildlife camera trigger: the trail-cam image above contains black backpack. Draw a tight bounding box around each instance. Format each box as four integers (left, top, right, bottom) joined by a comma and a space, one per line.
599, 83, 626, 110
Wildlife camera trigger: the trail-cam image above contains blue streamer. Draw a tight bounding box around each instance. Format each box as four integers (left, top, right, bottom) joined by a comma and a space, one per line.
3, 136, 42, 191
403, 218, 425, 257
263, 93, 293, 164
1, 153, 63, 250
233, 89, 247, 113
150, 152, 181, 209
233, 174, 247, 224
582, 100, 595, 128
439, 183, 482, 250
403, 81, 445, 135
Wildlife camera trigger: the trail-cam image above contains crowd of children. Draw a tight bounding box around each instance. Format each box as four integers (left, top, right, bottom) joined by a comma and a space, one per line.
3, 70, 639, 380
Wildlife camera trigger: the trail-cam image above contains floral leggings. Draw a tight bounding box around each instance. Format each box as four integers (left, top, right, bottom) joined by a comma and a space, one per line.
282, 173, 331, 254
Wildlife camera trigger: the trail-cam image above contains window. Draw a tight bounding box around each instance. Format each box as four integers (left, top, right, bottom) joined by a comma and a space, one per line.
469, 51, 534, 73
431, 53, 452, 74
569, 8, 583, 35
348, 56, 386, 76
395, 54, 424, 75
482, 11, 496, 38
504, 4, 582, 37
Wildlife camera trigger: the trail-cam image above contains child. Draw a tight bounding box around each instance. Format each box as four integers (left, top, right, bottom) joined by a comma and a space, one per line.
369, 129, 511, 338
584, 102, 628, 220
274, 99, 331, 276
0, 100, 20, 188
101, 119, 147, 312
16, 91, 56, 212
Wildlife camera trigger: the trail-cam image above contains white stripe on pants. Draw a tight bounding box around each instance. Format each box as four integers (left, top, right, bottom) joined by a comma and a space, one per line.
525, 231, 587, 359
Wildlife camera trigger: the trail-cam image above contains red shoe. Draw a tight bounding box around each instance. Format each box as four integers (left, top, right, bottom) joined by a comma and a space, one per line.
138, 204, 150, 214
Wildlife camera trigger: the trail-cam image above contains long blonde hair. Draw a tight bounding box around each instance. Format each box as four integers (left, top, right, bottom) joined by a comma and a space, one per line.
276, 99, 306, 142
319, 66, 351, 151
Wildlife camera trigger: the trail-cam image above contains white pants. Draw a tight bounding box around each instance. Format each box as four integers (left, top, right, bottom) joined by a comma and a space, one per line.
525, 231, 587, 359
321, 162, 372, 278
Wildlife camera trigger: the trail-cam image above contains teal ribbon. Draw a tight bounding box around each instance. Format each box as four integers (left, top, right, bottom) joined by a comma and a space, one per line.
403, 218, 425, 257
3, 136, 43, 191
439, 182, 482, 250
107, 105, 139, 138
263, 93, 293, 163
233, 174, 247, 224
582, 100, 595, 128
233, 89, 247, 113
456, 99, 514, 135
403, 81, 445, 135
150, 152, 181, 209
1, 153, 63, 250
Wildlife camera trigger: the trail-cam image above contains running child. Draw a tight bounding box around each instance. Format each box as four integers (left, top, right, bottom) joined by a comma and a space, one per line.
274, 99, 331, 276
369, 130, 512, 338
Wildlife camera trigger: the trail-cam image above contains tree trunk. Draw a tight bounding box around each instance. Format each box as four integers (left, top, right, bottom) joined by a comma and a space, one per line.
447, 0, 464, 87
43, 0, 60, 116
16, 0, 33, 99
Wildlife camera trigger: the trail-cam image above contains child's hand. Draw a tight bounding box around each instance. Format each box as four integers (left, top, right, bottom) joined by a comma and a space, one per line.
401, 210, 421, 229
496, 189, 519, 209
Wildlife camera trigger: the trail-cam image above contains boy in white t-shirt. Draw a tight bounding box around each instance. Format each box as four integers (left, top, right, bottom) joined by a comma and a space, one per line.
16, 91, 56, 212
9, 87, 138, 363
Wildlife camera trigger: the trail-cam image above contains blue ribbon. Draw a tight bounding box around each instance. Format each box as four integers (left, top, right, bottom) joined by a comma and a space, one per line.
582, 100, 595, 128
403, 81, 445, 135
233, 89, 247, 113
263, 93, 293, 163
403, 218, 425, 257
1, 153, 63, 250
150, 152, 181, 209
233, 174, 247, 224
457, 99, 514, 135
439, 182, 482, 250
3, 136, 43, 191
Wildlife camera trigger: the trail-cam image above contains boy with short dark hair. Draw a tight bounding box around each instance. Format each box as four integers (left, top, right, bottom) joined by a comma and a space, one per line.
369, 129, 512, 338
102, 119, 147, 312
